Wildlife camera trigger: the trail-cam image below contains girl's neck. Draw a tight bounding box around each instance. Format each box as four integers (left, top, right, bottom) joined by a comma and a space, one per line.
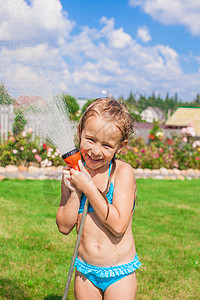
85, 161, 111, 178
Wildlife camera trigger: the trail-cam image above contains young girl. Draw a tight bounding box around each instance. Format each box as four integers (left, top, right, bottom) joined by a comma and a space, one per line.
56, 98, 141, 300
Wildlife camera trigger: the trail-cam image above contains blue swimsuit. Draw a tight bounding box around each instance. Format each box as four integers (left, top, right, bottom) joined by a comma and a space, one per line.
75, 254, 142, 292
78, 161, 114, 214
75, 160, 141, 291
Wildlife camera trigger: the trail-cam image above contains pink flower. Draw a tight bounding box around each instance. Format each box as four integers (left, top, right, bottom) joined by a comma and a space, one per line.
9, 136, 15, 142
181, 127, 187, 134
56, 148, 61, 155
27, 127, 33, 133
141, 149, 145, 153
155, 153, 159, 158
21, 131, 26, 137
187, 126, 195, 137
13, 149, 18, 154
126, 146, 131, 150
182, 126, 195, 137
183, 137, 188, 143
159, 147, 164, 153
35, 154, 42, 162
195, 156, 200, 161
168, 155, 172, 158
173, 162, 179, 168
193, 140, 200, 148
32, 149, 37, 153
20, 147, 24, 151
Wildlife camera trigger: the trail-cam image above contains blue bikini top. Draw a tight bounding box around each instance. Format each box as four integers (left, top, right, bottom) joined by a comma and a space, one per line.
78, 161, 114, 214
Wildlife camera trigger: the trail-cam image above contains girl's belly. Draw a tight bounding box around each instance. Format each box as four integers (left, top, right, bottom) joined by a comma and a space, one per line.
77, 212, 136, 267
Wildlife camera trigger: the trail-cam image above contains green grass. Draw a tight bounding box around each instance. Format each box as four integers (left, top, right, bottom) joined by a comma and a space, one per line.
0, 178, 199, 299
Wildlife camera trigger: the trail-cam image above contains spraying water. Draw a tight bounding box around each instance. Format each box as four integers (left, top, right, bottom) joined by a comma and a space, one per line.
1, 0, 78, 159
25, 95, 76, 155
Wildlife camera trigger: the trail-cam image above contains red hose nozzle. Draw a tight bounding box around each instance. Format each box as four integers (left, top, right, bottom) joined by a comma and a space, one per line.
62, 149, 81, 171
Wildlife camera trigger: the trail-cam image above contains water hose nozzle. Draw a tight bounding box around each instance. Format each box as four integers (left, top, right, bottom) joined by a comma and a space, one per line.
62, 148, 81, 171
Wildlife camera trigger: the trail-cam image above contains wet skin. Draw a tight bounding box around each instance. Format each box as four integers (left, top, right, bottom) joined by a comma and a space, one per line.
56, 116, 137, 298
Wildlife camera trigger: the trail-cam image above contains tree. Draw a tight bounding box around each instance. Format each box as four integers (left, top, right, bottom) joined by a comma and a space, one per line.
62, 94, 80, 120
0, 83, 14, 105
194, 94, 200, 104
13, 109, 27, 135
136, 95, 149, 112
126, 91, 136, 105
81, 99, 95, 113
174, 92, 178, 105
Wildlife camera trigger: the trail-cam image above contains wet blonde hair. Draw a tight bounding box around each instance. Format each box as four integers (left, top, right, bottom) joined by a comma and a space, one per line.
77, 97, 134, 144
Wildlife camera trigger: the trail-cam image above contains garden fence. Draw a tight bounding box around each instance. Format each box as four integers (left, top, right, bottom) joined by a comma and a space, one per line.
0, 104, 77, 144
0, 104, 14, 142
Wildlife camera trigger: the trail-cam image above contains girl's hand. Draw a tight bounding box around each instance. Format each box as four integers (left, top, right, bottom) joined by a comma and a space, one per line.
69, 160, 92, 193
62, 166, 77, 192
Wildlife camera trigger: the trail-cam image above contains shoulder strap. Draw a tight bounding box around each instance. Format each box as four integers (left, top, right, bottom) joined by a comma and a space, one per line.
97, 158, 116, 221
103, 158, 116, 195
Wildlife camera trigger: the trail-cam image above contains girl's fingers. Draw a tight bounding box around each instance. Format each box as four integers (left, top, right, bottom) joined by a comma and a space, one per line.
63, 170, 70, 176
78, 160, 89, 175
63, 165, 71, 171
63, 170, 72, 182
78, 160, 84, 170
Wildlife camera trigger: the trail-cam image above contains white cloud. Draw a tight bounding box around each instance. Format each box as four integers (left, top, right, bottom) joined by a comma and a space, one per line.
0, 0, 74, 98
31, 0, 74, 37
137, 25, 152, 42
100, 17, 132, 49
0, 0, 74, 43
129, 0, 200, 37
0, 0, 200, 102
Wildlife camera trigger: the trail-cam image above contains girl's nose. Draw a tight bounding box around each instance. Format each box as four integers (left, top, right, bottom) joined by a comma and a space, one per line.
91, 144, 101, 156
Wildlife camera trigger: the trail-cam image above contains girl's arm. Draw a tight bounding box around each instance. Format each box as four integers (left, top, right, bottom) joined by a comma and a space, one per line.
70, 161, 135, 236
56, 169, 81, 235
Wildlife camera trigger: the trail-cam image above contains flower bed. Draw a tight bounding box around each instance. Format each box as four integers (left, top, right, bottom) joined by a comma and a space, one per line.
118, 126, 200, 170
0, 130, 64, 168
0, 126, 200, 170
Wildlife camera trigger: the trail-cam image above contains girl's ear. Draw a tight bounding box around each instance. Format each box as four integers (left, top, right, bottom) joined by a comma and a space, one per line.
117, 139, 128, 154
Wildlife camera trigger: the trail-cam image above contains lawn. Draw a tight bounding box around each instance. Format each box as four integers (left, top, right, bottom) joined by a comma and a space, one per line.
0, 178, 199, 299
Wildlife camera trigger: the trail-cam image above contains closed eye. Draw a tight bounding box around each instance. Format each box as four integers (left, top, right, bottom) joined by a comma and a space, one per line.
103, 144, 113, 149
87, 137, 95, 142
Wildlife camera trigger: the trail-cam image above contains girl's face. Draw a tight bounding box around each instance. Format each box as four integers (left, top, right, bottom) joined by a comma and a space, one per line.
80, 116, 127, 171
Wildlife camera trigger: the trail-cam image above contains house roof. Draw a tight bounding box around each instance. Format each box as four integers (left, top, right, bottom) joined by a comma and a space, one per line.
166, 107, 200, 136
134, 122, 183, 130
14, 95, 45, 108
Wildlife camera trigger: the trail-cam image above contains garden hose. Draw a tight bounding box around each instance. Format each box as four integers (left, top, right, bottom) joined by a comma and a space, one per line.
62, 197, 89, 300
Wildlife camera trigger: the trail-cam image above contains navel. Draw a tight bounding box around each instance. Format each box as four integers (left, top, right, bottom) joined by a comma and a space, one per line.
94, 244, 100, 249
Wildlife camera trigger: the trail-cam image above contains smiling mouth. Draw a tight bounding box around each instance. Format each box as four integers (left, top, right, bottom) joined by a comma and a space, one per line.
87, 155, 102, 163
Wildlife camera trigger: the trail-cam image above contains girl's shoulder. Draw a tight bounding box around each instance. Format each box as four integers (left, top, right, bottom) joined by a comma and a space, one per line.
114, 159, 135, 181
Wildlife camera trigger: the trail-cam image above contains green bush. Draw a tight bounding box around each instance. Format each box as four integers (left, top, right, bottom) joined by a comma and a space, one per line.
13, 109, 27, 135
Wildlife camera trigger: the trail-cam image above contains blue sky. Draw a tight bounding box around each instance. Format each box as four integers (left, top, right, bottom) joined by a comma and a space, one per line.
1, 0, 200, 101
